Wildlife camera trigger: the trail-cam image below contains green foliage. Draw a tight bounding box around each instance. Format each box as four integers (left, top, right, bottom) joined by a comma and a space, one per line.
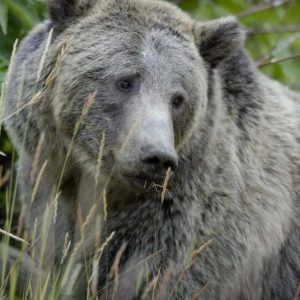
181, 0, 300, 90
0, 0, 47, 83
0, 0, 47, 222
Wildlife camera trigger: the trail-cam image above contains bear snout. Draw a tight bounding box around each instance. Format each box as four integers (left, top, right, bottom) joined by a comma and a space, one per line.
140, 144, 178, 180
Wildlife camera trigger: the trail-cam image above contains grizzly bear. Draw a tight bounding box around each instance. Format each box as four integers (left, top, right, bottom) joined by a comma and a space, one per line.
2, 0, 300, 299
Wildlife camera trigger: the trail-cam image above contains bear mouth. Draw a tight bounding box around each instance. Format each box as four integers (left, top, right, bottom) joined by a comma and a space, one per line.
119, 172, 167, 191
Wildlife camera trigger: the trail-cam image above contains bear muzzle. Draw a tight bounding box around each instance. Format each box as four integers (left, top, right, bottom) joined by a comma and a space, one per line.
140, 144, 178, 180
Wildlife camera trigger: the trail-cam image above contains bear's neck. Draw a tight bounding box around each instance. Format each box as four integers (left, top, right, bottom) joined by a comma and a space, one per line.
96, 50, 266, 291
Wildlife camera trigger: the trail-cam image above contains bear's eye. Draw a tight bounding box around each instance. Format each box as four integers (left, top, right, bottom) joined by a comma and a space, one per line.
116, 79, 134, 92
171, 95, 185, 109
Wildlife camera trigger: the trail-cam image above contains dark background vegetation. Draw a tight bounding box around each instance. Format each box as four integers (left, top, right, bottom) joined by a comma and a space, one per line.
0, 0, 300, 227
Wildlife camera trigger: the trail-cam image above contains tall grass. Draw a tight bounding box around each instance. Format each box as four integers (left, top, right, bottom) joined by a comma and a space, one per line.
1, 1, 300, 299
0, 30, 177, 299
0, 30, 104, 299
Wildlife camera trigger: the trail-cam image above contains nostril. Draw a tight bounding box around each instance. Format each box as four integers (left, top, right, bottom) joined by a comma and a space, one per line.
141, 146, 178, 174
144, 156, 161, 165
163, 160, 177, 171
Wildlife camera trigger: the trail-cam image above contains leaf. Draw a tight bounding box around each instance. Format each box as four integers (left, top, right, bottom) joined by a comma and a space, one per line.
0, 70, 6, 84
0, 0, 8, 35
3, 0, 37, 30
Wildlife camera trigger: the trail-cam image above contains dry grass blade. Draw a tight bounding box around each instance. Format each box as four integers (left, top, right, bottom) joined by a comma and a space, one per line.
191, 282, 209, 300
237, 0, 292, 18
0, 90, 44, 123
30, 132, 45, 184
154, 261, 173, 300
248, 24, 300, 35
258, 53, 300, 68
5, 39, 18, 88
98, 248, 165, 295
45, 38, 72, 89
31, 160, 48, 203
89, 231, 116, 295
90, 258, 99, 297
36, 28, 54, 82
192, 239, 214, 260
60, 233, 71, 266
81, 91, 97, 118
94, 132, 106, 197
65, 263, 82, 296
77, 203, 84, 239
103, 187, 108, 222
53, 191, 60, 224
141, 270, 161, 299
0, 168, 11, 189
77, 202, 97, 240
178, 239, 213, 283
0, 228, 30, 245
294, 282, 300, 300
16, 63, 26, 118
0, 83, 4, 131
161, 167, 171, 204
96, 232, 115, 257
110, 241, 128, 298
256, 32, 300, 66
55, 90, 97, 195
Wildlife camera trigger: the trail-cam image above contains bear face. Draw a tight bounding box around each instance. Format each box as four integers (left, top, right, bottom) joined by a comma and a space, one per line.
52, 14, 206, 186
46, 0, 244, 189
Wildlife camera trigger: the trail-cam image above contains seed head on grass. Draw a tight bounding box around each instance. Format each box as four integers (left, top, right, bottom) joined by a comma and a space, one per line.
94, 132, 106, 202
56, 90, 97, 195
166, 239, 213, 299
31, 160, 48, 204
141, 269, 161, 299
5, 39, 18, 90
161, 167, 171, 204
36, 28, 54, 83
178, 239, 213, 283
30, 132, 46, 185
60, 233, 71, 266
89, 231, 115, 296
102, 187, 108, 222
45, 38, 72, 89
191, 282, 209, 300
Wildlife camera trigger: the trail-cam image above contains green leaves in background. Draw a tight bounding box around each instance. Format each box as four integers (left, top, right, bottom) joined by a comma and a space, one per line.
0, 0, 300, 89
180, 0, 300, 92
0, 1, 8, 35
0, 0, 47, 85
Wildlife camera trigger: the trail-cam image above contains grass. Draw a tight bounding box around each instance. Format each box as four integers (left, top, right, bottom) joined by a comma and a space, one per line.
1, 2, 300, 299
0, 32, 106, 299
0, 29, 180, 299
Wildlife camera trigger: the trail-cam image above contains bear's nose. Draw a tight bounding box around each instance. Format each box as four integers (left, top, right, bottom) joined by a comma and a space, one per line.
140, 145, 178, 178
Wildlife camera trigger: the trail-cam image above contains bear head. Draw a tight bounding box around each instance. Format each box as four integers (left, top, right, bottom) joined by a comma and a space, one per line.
44, 0, 245, 189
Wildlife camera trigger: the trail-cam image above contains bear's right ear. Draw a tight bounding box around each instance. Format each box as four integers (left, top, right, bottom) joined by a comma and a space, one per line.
194, 17, 245, 68
48, 0, 97, 27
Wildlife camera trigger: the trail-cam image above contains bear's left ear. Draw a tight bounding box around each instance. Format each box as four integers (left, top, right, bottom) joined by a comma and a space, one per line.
48, 0, 97, 28
194, 17, 245, 68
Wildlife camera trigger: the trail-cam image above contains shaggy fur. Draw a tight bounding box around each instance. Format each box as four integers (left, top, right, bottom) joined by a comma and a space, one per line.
3, 0, 300, 299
